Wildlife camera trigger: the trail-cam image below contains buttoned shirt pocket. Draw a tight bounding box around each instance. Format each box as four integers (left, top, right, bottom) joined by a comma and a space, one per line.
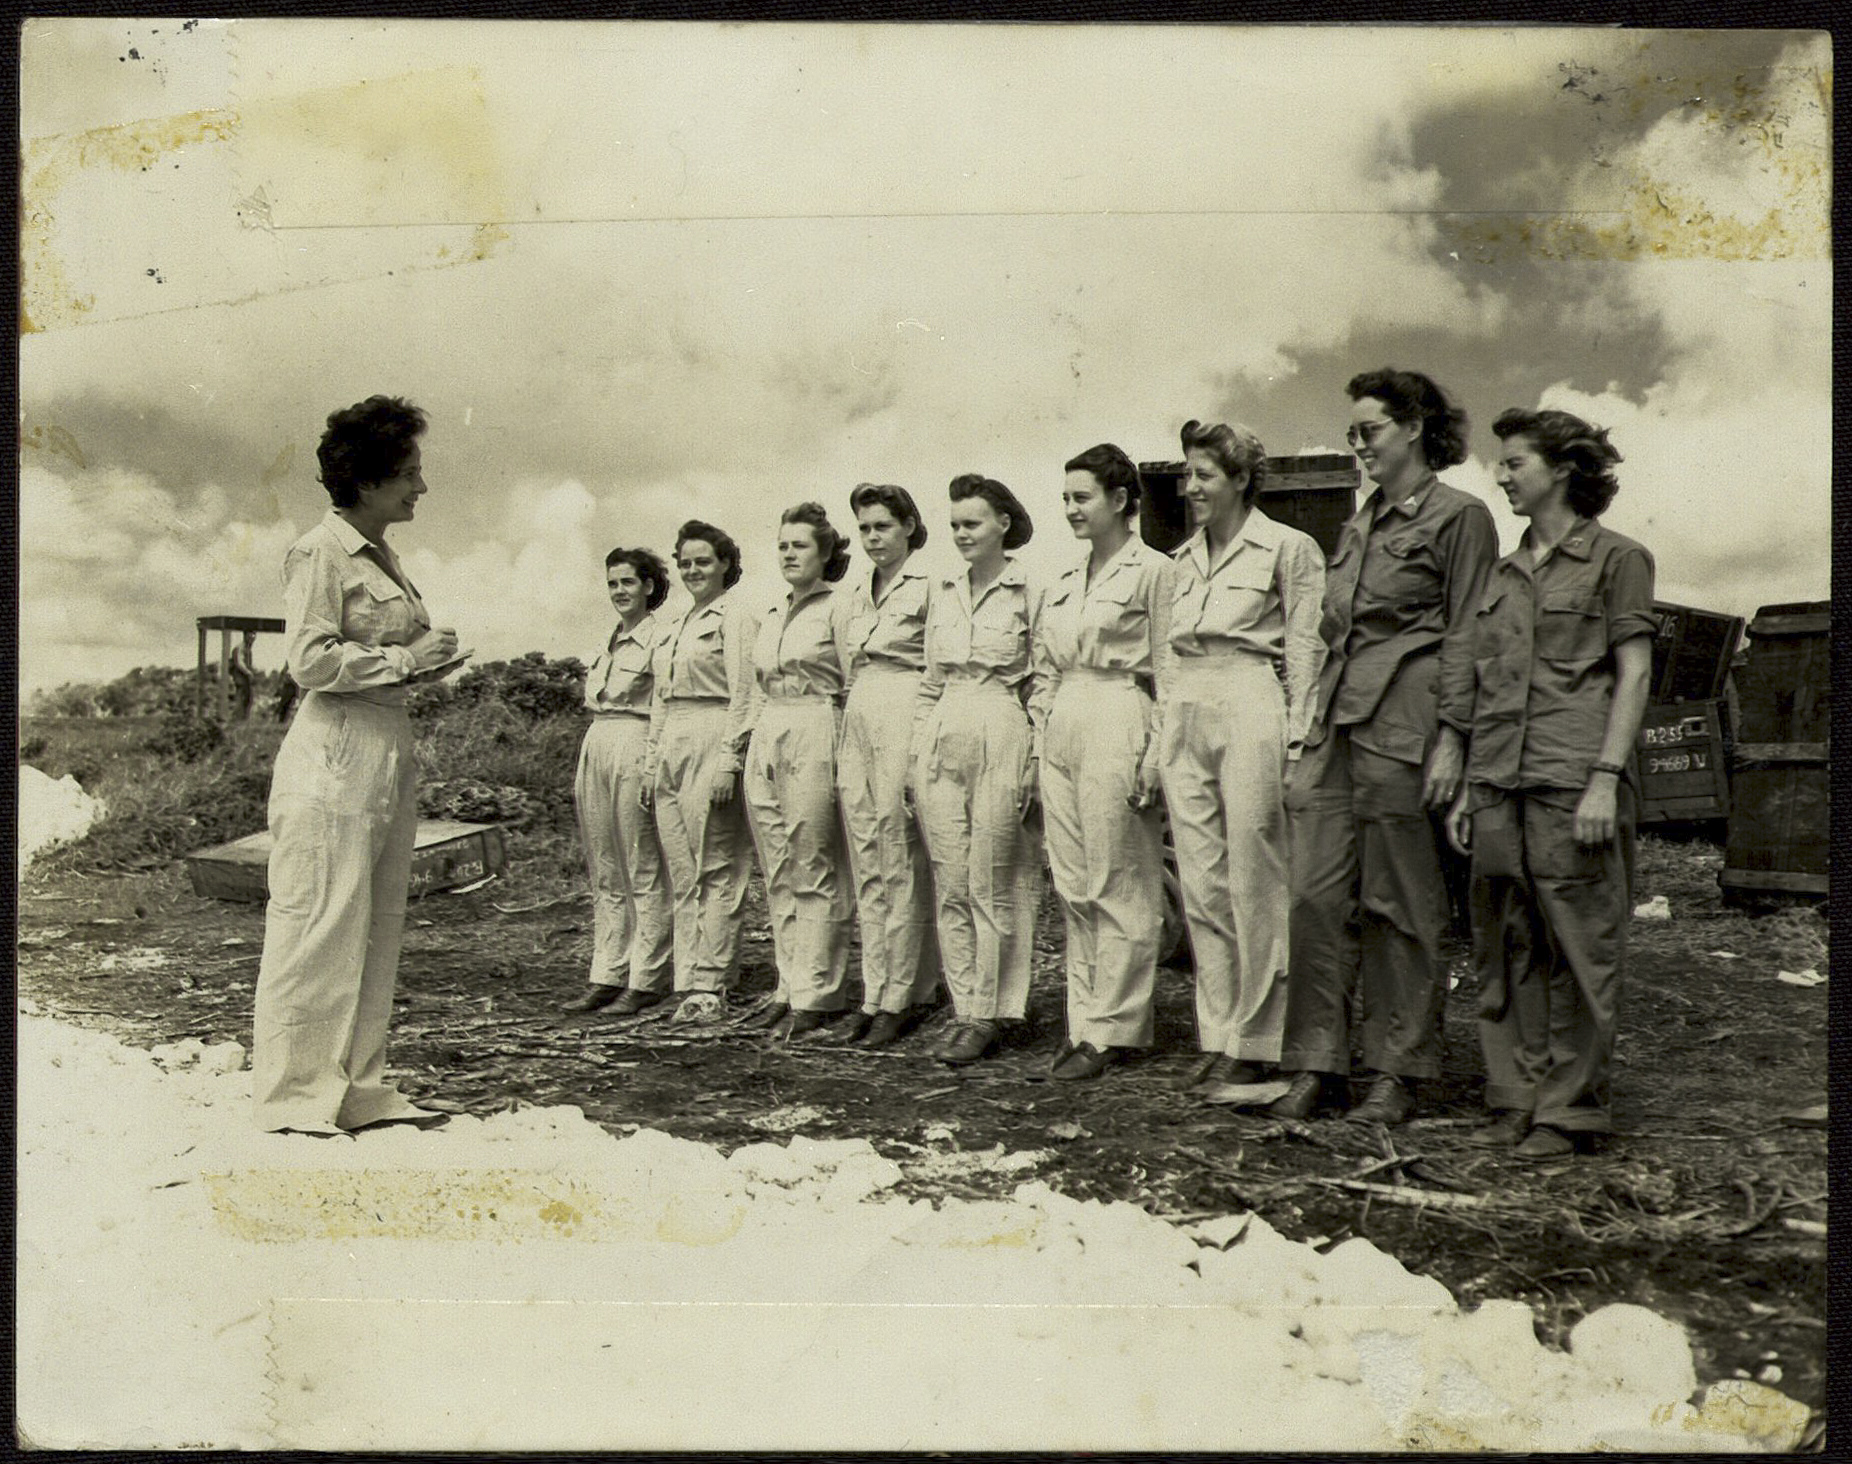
345, 578, 416, 645
1534, 588, 1607, 663
1202, 562, 1273, 637
970, 593, 1025, 664
1358, 529, 1437, 605
1086, 579, 1145, 669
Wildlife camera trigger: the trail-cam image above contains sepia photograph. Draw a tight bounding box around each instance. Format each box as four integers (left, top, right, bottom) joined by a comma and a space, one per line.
16, 16, 1830, 1450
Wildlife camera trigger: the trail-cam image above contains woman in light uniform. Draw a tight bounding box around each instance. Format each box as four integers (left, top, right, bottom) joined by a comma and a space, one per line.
741, 503, 857, 1039
1160, 420, 1327, 1091
252, 395, 463, 1134
909, 474, 1048, 1067
643, 521, 761, 1023
1034, 444, 1174, 1081
564, 546, 675, 1017
834, 483, 943, 1048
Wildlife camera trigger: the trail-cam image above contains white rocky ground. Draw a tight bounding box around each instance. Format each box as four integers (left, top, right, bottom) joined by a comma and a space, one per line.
16, 1004, 1810, 1451
18, 765, 103, 871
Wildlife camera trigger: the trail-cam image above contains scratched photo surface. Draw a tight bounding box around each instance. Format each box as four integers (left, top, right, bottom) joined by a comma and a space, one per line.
18, 19, 1829, 1451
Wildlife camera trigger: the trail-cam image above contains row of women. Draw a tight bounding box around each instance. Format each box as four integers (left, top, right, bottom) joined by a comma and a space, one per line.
251, 375, 1653, 1166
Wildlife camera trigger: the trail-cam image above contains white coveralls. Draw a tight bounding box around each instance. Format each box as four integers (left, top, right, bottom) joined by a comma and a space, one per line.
1159, 511, 1327, 1062
912, 557, 1048, 1023
575, 613, 674, 992
251, 511, 434, 1133
743, 583, 854, 1012
835, 562, 941, 1015
647, 590, 761, 993
1033, 536, 1174, 1050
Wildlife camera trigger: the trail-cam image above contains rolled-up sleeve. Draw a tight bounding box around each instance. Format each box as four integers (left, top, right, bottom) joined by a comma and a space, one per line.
716, 598, 761, 776
1605, 545, 1658, 645
281, 544, 415, 693
1027, 580, 1058, 765
1436, 501, 1499, 734
1141, 557, 1175, 778
1277, 534, 1328, 753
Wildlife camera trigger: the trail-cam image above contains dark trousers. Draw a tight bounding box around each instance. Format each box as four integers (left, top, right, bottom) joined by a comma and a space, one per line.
1469, 786, 1633, 1133
1283, 724, 1448, 1080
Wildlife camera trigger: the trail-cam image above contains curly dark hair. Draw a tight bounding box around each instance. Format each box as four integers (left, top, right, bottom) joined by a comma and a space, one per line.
1346, 368, 1469, 470
1063, 443, 1143, 519
1180, 420, 1268, 503
780, 501, 853, 583
604, 546, 672, 611
948, 473, 1033, 550
675, 519, 744, 589
849, 482, 928, 551
1492, 407, 1624, 519
317, 395, 427, 509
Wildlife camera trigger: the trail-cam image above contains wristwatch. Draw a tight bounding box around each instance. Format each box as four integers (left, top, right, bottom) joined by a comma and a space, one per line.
1589, 759, 1625, 778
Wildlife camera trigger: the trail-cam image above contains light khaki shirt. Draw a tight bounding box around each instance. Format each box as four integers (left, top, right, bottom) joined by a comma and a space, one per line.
751, 582, 846, 700
583, 613, 659, 717
646, 589, 760, 779
835, 561, 932, 681
911, 555, 1050, 762
280, 510, 431, 704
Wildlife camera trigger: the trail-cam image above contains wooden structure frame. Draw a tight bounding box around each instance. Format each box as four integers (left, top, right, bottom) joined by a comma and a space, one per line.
196, 615, 287, 720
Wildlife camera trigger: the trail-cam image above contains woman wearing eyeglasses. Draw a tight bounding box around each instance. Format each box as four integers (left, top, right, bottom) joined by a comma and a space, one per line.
1272, 369, 1497, 1126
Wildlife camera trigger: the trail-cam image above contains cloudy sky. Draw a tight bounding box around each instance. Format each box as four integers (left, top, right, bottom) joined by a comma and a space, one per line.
21, 21, 1830, 696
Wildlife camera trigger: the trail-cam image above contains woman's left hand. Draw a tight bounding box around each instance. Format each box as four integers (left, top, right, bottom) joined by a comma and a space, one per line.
1128, 763, 1161, 811
1573, 777, 1619, 847
710, 771, 738, 808
1422, 727, 1466, 810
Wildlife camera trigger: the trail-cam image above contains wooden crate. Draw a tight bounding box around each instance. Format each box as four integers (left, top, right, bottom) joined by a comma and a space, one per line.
1647, 601, 1744, 703
186, 819, 508, 903
1722, 599, 1829, 906
1636, 700, 1730, 824
1138, 454, 1360, 559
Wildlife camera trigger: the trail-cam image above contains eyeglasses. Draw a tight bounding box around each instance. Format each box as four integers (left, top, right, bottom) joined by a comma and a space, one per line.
1345, 418, 1399, 450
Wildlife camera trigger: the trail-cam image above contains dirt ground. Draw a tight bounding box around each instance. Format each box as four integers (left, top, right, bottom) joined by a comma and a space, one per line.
15, 819, 1827, 1434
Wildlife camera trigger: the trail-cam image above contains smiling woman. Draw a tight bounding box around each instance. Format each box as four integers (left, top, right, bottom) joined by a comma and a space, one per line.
251, 395, 466, 1136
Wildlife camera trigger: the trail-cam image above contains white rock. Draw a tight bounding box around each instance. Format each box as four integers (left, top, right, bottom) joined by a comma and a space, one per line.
198, 1041, 247, 1075
1569, 1302, 1698, 1402
17, 767, 103, 870
1632, 895, 1672, 920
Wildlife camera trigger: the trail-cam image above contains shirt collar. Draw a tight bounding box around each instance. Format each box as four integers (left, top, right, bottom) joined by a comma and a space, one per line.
323, 509, 377, 558
1554, 518, 1597, 560
1369, 471, 1439, 522
611, 612, 654, 648
785, 581, 834, 611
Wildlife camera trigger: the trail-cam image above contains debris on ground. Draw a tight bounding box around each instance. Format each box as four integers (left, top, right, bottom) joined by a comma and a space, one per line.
1633, 895, 1671, 920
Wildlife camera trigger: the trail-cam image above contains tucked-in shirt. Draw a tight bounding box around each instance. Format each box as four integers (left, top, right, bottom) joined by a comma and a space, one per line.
1164, 509, 1327, 752
646, 589, 760, 778
912, 556, 1050, 761
835, 562, 931, 681
1314, 472, 1498, 743
279, 510, 431, 704
1464, 517, 1657, 793
583, 613, 659, 717
751, 582, 845, 700
1031, 535, 1174, 772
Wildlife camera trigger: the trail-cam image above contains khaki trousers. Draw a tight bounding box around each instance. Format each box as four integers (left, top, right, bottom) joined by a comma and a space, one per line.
838, 668, 941, 1014
1159, 655, 1291, 1061
1283, 724, 1449, 1080
1041, 672, 1163, 1049
251, 692, 424, 1133
744, 696, 854, 1012
1470, 786, 1633, 1133
653, 702, 753, 992
917, 681, 1042, 1022
574, 715, 673, 991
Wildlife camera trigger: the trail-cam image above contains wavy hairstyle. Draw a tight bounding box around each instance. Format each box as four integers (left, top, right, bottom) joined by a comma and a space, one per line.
1492, 407, 1624, 519
1346, 368, 1469, 470
1180, 419, 1268, 504
318, 395, 427, 509
604, 546, 672, 611
948, 473, 1033, 550
849, 482, 928, 550
780, 501, 853, 582
675, 519, 744, 589
1064, 443, 1143, 519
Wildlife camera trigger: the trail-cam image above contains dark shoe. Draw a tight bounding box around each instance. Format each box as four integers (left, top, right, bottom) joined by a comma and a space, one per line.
1051, 1042, 1121, 1082
1175, 1052, 1225, 1091
1466, 1109, 1533, 1149
1514, 1124, 1576, 1159
1267, 1071, 1338, 1120
860, 1011, 908, 1048
1217, 1058, 1268, 1086
742, 1000, 790, 1031
609, 989, 669, 1018
939, 1019, 1000, 1065
785, 1008, 833, 1038
564, 984, 624, 1014
1347, 1074, 1414, 1126
830, 1011, 874, 1043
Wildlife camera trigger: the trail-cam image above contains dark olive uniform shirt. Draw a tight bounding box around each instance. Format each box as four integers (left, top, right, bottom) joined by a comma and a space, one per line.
1464, 517, 1656, 794
1311, 472, 1498, 755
